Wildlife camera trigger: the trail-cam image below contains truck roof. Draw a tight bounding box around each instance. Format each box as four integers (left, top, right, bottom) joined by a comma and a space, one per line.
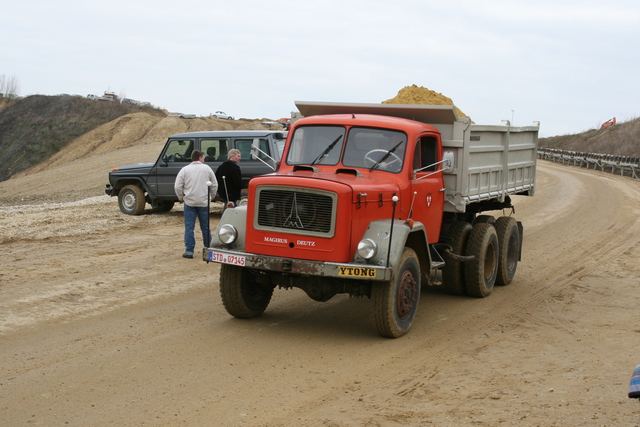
295, 101, 462, 125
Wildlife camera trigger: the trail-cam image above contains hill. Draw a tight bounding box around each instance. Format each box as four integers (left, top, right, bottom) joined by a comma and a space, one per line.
0, 95, 165, 181
539, 117, 640, 156
0, 96, 281, 205
0, 95, 283, 184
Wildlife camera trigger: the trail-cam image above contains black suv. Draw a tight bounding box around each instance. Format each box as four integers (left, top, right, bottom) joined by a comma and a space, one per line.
105, 130, 286, 215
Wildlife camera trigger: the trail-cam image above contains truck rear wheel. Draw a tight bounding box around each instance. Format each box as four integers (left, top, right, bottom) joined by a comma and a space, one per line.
372, 248, 421, 338
220, 265, 273, 318
441, 221, 472, 295
494, 216, 520, 286
118, 185, 146, 215
473, 214, 496, 225
464, 223, 499, 298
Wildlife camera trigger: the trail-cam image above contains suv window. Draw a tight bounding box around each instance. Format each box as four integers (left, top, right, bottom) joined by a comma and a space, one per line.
163, 139, 194, 163
201, 139, 230, 162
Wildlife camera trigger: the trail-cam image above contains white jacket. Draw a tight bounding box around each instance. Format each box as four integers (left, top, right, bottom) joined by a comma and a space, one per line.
174, 161, 218, 207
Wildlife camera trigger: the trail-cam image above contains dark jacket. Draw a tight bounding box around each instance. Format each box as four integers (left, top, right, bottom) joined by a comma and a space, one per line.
215, 160, 242, 203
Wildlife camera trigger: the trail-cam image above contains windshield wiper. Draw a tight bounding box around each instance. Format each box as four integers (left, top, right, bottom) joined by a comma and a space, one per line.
370, 141, 403, 171
311, 135, 343, 165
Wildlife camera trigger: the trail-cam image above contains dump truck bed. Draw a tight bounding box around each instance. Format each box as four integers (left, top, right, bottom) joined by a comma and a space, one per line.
294, 101, 539, 213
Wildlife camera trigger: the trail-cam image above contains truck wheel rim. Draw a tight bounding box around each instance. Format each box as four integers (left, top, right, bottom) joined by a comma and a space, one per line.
396, 270, 417, 320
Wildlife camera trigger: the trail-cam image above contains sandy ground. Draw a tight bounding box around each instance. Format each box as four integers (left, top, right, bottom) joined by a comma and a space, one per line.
1, 161, 640, 426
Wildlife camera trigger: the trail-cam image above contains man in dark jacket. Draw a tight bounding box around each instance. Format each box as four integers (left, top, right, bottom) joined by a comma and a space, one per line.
215, 148, 242, 207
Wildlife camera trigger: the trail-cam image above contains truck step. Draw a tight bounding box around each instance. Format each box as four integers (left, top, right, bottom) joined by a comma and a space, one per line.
429, 244, 446, 270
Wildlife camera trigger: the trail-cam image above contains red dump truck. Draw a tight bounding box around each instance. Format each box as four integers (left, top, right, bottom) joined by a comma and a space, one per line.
204, 101, 539, 337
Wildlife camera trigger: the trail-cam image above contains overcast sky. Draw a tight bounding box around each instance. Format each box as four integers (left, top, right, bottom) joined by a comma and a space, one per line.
2, 0, 639, 137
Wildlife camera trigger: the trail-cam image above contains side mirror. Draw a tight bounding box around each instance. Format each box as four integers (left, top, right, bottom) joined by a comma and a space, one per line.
250, 138, 277, 171
442, 151, 455, 174
251, 138, 260, 159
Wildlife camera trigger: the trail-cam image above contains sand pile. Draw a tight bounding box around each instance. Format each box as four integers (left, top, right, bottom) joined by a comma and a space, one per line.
383, 84, 468, 118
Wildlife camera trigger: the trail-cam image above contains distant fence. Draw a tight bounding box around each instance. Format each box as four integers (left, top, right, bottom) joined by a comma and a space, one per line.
538, 148, 640, 179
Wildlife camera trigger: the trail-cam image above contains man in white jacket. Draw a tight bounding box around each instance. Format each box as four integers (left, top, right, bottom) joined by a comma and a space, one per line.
175, 150, 218, 258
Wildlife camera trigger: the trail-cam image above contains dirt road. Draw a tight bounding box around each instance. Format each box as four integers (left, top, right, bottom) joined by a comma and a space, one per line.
1, 161, 640, 426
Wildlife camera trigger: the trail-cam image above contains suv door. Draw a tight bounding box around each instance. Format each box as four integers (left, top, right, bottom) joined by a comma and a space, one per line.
153, 138, 194, 198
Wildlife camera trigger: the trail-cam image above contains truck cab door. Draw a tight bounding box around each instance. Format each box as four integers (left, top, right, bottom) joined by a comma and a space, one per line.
411, 135, 445, 243
152, 138, 194, 197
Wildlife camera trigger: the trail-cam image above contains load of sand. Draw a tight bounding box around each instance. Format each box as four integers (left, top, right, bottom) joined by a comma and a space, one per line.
382, 84, 468, 119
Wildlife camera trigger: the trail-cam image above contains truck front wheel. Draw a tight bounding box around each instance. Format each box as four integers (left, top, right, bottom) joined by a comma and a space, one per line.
372, 248, 421, 338
220, 265, 273, 318
464, 223, 499, 297
118, 185, 146, 215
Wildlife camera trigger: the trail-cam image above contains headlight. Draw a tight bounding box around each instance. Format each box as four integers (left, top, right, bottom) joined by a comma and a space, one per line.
357, 238, 377, 260
218, 224, 238, 244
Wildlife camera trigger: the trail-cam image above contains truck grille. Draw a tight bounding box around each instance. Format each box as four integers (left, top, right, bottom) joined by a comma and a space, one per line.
255, 187, 336, 237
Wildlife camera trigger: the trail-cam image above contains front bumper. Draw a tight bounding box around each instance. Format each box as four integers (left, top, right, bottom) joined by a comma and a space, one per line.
203, 247, 391, 282
105, 184, 114, 196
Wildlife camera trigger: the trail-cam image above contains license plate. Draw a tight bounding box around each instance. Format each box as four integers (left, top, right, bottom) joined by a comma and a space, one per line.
338, 266, 377, 278
209, 251, 246, 266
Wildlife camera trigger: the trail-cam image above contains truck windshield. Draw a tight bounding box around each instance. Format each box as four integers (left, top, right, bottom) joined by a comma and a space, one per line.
287, 125, 345, 166
343, 128, 407, 173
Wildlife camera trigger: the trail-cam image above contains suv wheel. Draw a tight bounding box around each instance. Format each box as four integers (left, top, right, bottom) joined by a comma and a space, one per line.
118, 185, 146, 215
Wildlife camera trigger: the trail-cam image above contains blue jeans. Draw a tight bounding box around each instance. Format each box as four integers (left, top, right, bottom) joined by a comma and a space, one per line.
183, 204, 211, 254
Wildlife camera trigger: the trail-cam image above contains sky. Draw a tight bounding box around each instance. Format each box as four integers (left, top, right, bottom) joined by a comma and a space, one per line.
2, 0, 639, 137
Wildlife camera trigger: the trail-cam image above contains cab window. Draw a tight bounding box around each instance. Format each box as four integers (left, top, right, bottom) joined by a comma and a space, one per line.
414, 136, 438, 172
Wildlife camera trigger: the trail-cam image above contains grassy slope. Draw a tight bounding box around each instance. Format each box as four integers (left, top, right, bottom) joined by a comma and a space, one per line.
539, 117, 640, 156
0, 95, 165, 181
